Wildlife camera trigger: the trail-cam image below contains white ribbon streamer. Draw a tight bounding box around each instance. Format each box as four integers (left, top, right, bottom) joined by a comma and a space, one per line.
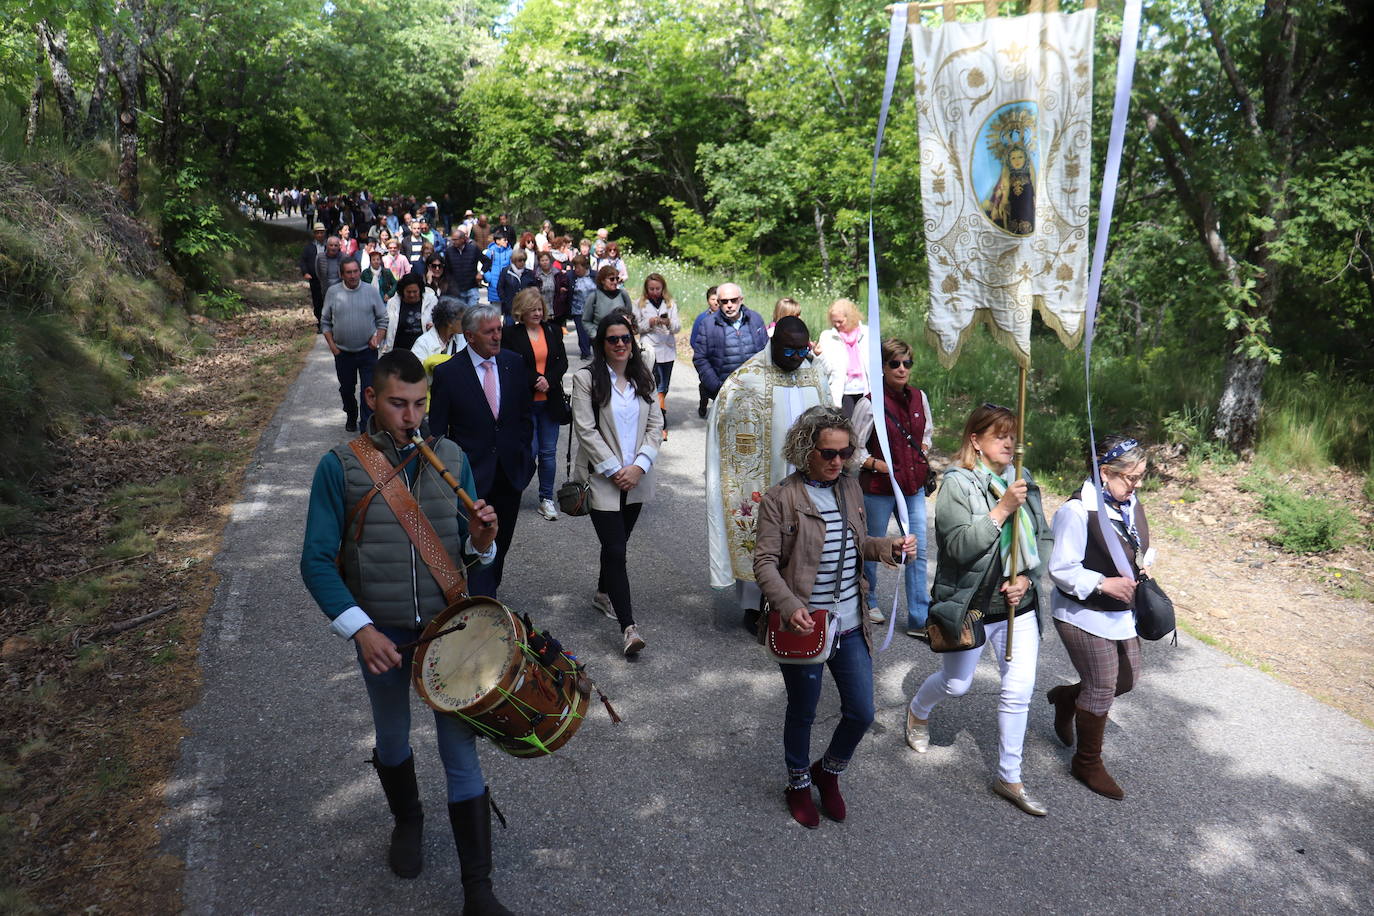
865, 2, 911, 651
1084, 0, 1145, 578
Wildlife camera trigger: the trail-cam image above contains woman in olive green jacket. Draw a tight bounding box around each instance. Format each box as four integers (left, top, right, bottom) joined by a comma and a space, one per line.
906, 404, 1053, 817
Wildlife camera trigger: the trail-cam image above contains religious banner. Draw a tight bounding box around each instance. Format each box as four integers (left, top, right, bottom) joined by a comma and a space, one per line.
910, 9, 1096, 368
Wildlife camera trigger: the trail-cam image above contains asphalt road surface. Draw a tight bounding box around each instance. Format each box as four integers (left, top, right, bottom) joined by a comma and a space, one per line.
161, 334, 1374, 915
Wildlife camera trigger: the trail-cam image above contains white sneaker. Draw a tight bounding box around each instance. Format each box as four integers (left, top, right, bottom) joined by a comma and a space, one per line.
865, 605, 886, 624
592, 592, 615, 619
623, 624, 645, 656
539, 498, 559, 520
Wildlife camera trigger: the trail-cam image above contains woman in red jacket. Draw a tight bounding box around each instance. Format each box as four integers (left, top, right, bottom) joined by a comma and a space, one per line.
850, 338, 933, 635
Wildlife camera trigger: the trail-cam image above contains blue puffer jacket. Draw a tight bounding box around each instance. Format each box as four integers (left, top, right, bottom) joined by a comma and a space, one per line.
483, 243, 512, 293
691, 306, 768, 397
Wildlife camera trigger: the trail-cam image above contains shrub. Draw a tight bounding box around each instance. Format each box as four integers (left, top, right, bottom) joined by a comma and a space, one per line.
1245, 474, 1358, 554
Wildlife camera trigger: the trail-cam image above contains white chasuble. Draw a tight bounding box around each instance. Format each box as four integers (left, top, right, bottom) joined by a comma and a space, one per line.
705, 352, 830, 589
910, 10, 1095, 368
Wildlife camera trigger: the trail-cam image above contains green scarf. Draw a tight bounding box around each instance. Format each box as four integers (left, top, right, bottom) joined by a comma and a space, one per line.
978, 460, 1039, 578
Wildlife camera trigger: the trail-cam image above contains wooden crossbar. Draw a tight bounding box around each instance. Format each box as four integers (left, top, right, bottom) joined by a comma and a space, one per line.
885, 0, 1096, 17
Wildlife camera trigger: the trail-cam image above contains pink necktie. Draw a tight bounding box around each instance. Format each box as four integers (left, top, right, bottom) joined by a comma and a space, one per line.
482, 360, 499, 418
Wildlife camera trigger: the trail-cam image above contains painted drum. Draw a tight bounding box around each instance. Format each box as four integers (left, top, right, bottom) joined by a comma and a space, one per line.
413, 596, 592, 758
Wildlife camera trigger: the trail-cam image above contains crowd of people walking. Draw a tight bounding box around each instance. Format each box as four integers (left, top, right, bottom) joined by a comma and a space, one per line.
297, 194, 1161, 913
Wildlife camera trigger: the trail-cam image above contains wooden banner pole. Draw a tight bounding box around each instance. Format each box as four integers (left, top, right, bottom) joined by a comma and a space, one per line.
1004, 362, 1029, 661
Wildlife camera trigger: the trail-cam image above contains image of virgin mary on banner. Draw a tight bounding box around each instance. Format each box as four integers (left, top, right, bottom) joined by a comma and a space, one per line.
910, 9, 1096, 367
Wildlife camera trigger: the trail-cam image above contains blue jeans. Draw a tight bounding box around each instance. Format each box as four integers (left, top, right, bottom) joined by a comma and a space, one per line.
779, 628, 874, 772
863, 489, 929, 629
570, 314, 591, 358
455, 287, 480, 309
531, 400, 560, 501
356, 624, 485, 803
333, 347, 378, 429
652, 360, 674, 394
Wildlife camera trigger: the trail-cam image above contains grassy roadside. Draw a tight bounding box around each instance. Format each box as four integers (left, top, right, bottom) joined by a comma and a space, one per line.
0, 272, 314, 914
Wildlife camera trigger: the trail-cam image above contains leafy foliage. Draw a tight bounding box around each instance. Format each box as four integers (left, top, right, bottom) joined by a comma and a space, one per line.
1243, 473, 1359, 555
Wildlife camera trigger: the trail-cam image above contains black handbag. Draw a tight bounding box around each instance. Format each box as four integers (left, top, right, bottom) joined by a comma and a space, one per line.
556, 382, 598, 517
1133, 574, 1176, 642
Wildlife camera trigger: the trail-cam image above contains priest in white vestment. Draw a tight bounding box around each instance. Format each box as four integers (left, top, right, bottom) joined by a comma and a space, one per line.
705, 316, 833, 631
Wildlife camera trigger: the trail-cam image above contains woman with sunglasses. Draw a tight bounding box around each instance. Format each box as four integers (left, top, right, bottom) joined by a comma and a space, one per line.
754, 406, 915, 828
1046, 435, 1152, 800
569, 314, 664, 657
851, 338, 933, 632
423, 255, 446, 299
905, 403, 1053, 817
583, 265, 633, 329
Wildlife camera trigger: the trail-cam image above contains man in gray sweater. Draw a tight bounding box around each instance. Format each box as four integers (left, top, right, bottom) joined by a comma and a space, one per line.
322, 258, 388, 432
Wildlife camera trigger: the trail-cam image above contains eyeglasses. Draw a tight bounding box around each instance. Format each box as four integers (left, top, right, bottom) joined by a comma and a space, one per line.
718, 296, 742, 304
815, 446, 856, 461
781, 347, 809, 358
982, 402, 1009, 411
605, 334, 633, 345
887, 359, 914, 369
1106, 469, 1146, 486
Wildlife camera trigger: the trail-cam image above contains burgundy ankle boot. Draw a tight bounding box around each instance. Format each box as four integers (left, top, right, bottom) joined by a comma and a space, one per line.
809, 761, 847, 822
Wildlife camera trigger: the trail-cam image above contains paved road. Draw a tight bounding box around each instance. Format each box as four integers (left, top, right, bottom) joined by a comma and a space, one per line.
161, 335, 1374, 915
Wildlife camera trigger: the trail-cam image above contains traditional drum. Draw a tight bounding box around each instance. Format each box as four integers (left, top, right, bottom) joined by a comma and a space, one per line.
412, 597, 599, 758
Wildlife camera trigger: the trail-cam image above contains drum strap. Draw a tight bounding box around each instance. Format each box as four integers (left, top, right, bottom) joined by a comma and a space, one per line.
348, 434, 468, 604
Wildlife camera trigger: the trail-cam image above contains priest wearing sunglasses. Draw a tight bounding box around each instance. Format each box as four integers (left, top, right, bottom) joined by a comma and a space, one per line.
705, 316, 832, 635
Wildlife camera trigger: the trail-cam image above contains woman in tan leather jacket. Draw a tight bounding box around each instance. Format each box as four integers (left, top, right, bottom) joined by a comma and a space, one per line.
754, 406, 914, 829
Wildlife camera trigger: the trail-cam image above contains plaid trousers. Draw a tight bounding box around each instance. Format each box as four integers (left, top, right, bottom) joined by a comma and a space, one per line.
1053, 618, 1141, 715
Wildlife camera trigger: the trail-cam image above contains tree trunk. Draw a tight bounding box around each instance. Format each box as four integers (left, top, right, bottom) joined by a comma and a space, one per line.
24, 71, 44, 147
95, 3, 143, 208
85, 52, 110, 139
1212, 349, 1267, 455
814, 202, 832, 292
36, 21, 79, 142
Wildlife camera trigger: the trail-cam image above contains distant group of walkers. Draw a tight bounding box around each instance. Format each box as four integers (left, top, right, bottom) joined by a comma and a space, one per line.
296, 193, 1162, 914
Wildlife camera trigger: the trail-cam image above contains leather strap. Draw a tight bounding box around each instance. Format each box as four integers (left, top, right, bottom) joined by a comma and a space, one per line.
347, 434, 467, 604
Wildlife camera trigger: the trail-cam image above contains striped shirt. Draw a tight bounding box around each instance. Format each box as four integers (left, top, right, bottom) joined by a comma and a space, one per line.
806, 485, 861, 631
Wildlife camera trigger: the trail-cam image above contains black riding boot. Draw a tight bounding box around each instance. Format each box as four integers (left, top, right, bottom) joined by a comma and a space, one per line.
370, 751, 424, 878
448, 791, 514, 916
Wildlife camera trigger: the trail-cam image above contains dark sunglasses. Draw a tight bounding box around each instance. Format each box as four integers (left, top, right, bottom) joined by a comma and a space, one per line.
816, 445, 856, 461
781, 347, 809, 358
982, 402, 1010, 411
605, 334, 633, 345
718, 296, 742, 304
887, 359, 914, 369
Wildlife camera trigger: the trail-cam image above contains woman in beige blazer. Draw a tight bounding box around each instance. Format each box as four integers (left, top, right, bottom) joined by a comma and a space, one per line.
570, 313, 664, 656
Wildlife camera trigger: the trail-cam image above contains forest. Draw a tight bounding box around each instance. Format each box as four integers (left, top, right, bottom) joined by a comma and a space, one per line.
2, 0, 1371, 467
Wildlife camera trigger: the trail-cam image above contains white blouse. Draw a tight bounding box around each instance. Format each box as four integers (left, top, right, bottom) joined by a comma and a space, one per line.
594, 368, 654, 476
1049, 480, 1156, 640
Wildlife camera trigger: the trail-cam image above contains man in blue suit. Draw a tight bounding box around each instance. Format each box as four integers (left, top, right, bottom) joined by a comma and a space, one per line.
429, 304, 535, 597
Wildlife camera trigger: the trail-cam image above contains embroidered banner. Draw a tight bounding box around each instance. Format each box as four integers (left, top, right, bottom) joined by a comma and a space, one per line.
910, 9, 1096, 368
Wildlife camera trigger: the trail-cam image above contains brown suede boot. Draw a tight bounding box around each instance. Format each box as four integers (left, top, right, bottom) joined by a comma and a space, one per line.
1046, 683, 1082, 747
1070, 709, 1124, 799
